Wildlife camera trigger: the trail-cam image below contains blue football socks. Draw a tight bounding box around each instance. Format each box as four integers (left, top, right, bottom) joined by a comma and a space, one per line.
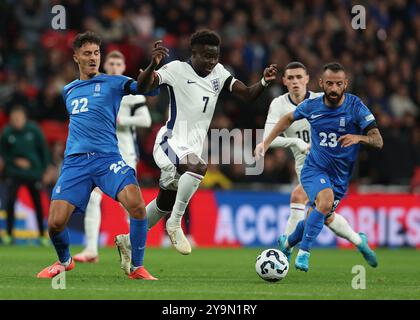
300, 209, 325, 252
287, 220, 305, 248
49, 228, 71, 264
130, 217, 148, 268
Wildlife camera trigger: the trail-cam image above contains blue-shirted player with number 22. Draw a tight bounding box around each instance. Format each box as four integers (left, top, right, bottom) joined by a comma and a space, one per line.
255, 62, 383, 272
37, 32, 169, 280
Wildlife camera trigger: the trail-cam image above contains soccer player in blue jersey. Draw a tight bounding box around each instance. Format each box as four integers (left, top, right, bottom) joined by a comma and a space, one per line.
37, 32, 168, 280
255, 62, 383, 272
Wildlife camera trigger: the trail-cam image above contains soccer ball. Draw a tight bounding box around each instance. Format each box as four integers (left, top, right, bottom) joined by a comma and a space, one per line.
255, 249, 289, 282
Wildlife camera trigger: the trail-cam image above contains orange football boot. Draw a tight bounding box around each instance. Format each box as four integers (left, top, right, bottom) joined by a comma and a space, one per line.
37, 259, 75, 278
128, 266, 158, 280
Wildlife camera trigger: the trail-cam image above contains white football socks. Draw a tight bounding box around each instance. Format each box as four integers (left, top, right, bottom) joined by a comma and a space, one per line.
146, 198, 171, 230
285, 203, 306, 236
327, 213, 362, 246
167, 172, 203, 227
84, 191, 102, 255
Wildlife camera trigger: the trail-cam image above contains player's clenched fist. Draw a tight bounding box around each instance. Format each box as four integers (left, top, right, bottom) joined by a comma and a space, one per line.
263, 64, 278, 83
151, 40, 169, 67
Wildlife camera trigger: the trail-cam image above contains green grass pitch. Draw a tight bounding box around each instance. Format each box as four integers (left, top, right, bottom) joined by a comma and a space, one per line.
0, 246, 419, 300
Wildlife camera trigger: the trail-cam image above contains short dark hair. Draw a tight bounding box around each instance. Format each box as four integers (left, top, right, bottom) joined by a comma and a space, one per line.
190, 29, 221, 48
73, 31, 102, 51
284, 61, 307, 75
9, 104, 27, 116
323, 62, 345, 73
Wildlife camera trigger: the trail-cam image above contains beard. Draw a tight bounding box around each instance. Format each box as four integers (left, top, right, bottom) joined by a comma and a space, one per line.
325, 91, 344, 106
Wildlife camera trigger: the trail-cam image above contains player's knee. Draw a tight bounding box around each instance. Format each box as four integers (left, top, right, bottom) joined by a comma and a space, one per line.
47, 212, 65, 233
324, 214, 334, 225
193, 162, 207, 176
291, 186, 307, 204
126, 197, 146, 219
178, 154, 207, 176
316, 198, 334, 215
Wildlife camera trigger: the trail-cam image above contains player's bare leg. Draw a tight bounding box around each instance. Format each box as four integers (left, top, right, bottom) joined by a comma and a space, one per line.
117, 184, 157, 280
165, 154, 206, 255
74, 188, 102, 263
147, 188, 175, 230
37, 200, 76, 278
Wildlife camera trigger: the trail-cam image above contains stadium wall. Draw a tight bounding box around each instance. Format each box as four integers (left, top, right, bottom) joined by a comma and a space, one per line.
0, 187, 419, 249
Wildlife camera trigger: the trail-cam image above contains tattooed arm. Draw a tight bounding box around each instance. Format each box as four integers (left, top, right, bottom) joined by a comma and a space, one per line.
338, 128, 384, 149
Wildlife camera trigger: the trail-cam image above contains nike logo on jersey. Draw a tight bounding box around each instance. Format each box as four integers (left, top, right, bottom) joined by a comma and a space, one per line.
187, 80, 196, 84
310, 114, 323, 119
121, 167, 130, 174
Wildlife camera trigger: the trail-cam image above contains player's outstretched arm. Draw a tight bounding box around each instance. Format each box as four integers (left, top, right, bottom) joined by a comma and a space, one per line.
254, 111, 295, 160
231, 64, 277, 101
137, 40, 169, 93
337, 128, 383, 149
263, 122, 309, 153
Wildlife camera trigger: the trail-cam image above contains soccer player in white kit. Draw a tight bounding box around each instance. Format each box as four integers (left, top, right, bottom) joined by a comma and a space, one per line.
114, 29, 277, 270
74, 51, 152, 263
262, 62, 376, 265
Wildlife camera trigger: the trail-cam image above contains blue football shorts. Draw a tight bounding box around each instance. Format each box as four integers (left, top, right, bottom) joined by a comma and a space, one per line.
300, 163, 348, 214
51, 152, 138, 214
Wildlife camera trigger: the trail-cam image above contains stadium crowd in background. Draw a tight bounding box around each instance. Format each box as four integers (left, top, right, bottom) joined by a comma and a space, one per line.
0, 0, 419, 189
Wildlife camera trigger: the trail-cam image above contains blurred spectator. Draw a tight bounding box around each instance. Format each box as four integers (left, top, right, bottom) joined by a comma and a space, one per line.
389, 85, 418, 120
82, 5, 125, 42
14, 0, 48, 49
202, 164, 233, 189
42, 140, 65, 195
0, 105, 50, 245
126, 3, 155, 40
36, 76, 68, 122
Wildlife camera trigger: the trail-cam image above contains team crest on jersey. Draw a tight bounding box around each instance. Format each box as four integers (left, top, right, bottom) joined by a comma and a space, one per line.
339, 116, 346, 132
94, 83, 101, 96
211, 78, 220, 93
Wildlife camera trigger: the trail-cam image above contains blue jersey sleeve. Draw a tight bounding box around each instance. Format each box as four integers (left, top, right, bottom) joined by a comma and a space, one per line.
128, 80, 160, 96
293, 99, 311, 120
354, 98, 376, 130
111, 75, 160, 97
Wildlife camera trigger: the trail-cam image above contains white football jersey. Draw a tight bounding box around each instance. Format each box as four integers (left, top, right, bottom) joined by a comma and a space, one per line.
264, 91, 323, 172
156, 60, 236, 155
116, 94, 150, 166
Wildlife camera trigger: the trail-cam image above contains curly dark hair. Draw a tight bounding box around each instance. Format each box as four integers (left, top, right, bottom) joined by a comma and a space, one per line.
190, 29, 221, 48
73, 31, 102, 51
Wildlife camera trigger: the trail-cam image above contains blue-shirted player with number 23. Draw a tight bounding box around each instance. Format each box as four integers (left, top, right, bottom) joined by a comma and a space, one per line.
255, 63, 383, 272
37, 32, 169, 280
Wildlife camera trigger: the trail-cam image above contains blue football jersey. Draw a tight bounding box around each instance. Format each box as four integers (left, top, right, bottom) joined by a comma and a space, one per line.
62, 74, 158, 156
293, 93, 376, 184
